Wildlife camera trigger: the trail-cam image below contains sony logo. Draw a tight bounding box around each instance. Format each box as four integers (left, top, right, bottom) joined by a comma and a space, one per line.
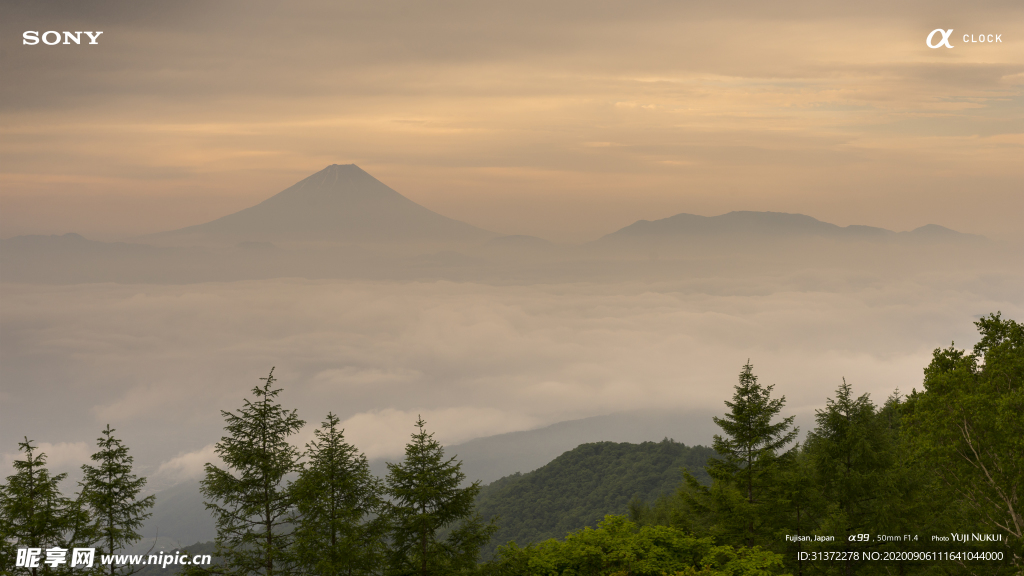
23, 31, 104, 45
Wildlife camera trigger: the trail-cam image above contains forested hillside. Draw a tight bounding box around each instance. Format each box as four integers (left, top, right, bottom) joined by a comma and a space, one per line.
133, 541, 217, 576
4, 314, 1020, 575
474, 439, 714, 557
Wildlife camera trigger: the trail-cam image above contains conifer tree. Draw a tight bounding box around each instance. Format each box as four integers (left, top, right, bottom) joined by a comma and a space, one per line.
291, 412, 385, 576
681, 362, 797, 548
870, 391, 932, 574
805, 379, 891, 576
711, 362, 798, 508
80, 425, 155, 576
0, 438, 90, 576
200, 368, 304, 576
773, 448, 821, 576
385, 417, 496, 576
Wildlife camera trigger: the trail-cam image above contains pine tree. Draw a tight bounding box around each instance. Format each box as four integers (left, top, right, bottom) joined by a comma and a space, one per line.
200, 368, 305, 576
291, 412, 386, 576
712, 362, 798, 508
681, 362, 797, 548
0, 438, 90, 576
385, 417, 496, 576
804, 379, 890, 576
773, 448, 821, 576
870, 391, 932, 575
80, 425, 155, 576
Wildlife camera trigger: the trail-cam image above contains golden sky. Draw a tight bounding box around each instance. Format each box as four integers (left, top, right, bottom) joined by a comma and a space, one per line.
2, 0, 1022, 243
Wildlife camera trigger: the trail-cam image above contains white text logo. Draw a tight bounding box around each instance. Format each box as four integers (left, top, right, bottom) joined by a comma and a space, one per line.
962, 33, 1002, 43
926, 29, 954, 49
23, 31, 103, 45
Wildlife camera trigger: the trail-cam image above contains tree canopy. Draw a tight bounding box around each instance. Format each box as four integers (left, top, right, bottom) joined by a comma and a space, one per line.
80, 424, 155, 576
679, 363, 797, 549
290, 412, 385, 576
475, 439, 714, 558
385, 417, 496, 576
200, 368, 305, 576
5, 312, 1020, 576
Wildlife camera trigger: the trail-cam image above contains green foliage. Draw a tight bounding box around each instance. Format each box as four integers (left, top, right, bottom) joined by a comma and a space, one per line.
861, 392, 936, 574
132, 541, 217, 576
290, 412, 386, 576
906, 312, 1024, 571
681, 363, 797, 549
475, 439, 715, 558
80, 425, 156, 576
0, 438, 91, 576
484, 515, 786, 576
805, 380, 890, 540
200, 368, 305, 576
800, 380, 898, 575
385, 417, 496, 576
7, 313, 1020, 576
709, 363, 799, 499
769, 448, 820, 573
659, 372, 967, 575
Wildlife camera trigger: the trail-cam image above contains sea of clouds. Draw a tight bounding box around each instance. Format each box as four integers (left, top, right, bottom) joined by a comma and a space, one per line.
2, 263, 1021, 490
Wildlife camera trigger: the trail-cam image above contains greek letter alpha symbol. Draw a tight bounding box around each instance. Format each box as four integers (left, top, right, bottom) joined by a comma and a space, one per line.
926, 29, 954, 49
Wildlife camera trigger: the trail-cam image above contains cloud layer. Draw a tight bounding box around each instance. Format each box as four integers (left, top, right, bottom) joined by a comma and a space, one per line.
3, 261, 1021, 476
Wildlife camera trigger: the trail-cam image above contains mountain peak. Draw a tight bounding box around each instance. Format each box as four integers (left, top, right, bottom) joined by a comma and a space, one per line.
275, 164, 402, 201
147, 165, 494, 245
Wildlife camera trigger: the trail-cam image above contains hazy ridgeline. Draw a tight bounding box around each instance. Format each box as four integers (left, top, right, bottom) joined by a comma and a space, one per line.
0, 165, 1014, 286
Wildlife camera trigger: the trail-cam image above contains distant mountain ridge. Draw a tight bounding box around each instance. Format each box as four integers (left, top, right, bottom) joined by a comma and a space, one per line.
598, 211, 981, 243
2, 165, 994, 284
142, 164, 496, 246
6, 165, 983, 249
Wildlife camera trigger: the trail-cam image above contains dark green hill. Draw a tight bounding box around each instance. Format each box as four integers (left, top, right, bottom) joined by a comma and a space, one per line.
133, 541, 217, 576
475, 439, 714, 557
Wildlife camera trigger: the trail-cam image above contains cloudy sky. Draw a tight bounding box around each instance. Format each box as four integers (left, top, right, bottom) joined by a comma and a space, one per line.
1, 0, 1021, 243
1, 0, 1022, 493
